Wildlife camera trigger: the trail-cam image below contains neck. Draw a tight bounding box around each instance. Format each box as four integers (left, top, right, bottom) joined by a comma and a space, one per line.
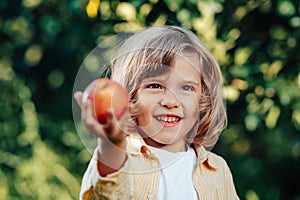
143, 137, 187, 152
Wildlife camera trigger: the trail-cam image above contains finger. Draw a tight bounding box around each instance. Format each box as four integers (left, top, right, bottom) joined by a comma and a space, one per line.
80, 98, 89, 121
74, 91, 83, 108
105, 109, 128, 142
85, 118, 104, 137
82, 100, 97, 129
120, 111, 137, 135
75, 91, 97, 134
104, 108, 115, 135
83, 99, 95, 120
82, 101, 105, 137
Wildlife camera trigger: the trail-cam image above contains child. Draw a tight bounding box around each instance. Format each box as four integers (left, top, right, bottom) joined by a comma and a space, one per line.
74, 26, 239, 200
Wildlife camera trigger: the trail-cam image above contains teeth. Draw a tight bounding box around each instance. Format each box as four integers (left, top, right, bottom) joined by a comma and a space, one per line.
156, 116, 180, 122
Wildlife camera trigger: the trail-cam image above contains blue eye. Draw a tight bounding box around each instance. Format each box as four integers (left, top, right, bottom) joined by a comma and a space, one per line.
182, 85, 195, 91
147, 83, 163, 89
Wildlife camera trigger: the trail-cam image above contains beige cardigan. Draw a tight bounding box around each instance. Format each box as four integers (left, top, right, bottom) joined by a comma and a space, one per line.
80, 135, 239, 200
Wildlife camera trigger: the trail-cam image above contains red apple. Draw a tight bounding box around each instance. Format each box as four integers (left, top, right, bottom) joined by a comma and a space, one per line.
82, 78, 129, 124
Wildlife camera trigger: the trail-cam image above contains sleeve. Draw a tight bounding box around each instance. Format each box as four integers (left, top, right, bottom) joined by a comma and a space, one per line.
79, 147, 133, 200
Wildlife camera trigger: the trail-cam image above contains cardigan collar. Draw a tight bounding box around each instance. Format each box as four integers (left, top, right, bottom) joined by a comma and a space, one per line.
125, 134, 218, 169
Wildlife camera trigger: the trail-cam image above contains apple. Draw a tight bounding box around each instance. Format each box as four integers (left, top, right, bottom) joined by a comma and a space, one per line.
82, 78, 129, 124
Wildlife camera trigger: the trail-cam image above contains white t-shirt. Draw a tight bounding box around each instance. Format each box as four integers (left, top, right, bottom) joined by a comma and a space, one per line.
147, 145, 198, 200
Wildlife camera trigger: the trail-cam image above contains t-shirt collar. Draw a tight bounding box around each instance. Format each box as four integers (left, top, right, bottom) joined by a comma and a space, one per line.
126, 134, 218, 169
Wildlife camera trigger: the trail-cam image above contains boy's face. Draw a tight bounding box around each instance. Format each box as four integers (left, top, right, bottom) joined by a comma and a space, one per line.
136, 53, 201, 152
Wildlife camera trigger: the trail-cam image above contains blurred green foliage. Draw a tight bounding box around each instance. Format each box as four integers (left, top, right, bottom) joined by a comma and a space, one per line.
0, 0, 299, 199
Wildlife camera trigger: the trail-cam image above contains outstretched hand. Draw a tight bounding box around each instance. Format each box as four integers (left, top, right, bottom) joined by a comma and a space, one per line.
74, 91, 130, 145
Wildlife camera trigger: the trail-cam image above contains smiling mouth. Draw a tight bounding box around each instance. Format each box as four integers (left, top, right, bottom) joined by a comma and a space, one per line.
154, 115, 181, 126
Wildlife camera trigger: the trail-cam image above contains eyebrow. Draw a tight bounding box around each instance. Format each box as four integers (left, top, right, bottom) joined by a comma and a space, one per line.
185, 80, 200, 86
141, 77, 166, 83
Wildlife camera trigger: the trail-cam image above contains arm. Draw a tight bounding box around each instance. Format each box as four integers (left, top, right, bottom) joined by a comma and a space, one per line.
74, 91, 132, 199
79, 145, 132, 200
97, 138, 127, 176
74, 91, 128, 176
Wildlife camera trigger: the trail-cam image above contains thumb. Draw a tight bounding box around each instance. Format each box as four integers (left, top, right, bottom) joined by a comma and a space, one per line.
74, 91, 84, 108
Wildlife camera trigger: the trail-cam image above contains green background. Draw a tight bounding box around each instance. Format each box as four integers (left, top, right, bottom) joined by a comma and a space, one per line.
1, 0, 300, 199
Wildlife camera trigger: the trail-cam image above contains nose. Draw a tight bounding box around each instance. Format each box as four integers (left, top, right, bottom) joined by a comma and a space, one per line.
160, 89, 180, 108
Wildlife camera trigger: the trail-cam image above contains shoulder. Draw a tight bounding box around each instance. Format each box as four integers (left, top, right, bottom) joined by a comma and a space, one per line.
207, 151, 228, 166
204, 151, 233, 174
194, 145, 230, 171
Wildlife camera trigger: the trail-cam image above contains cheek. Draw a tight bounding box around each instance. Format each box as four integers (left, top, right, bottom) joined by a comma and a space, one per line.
136, 107, 149, 126
182, 97, 200, 121
183, 95, 199, 110
135, 97, 154, 126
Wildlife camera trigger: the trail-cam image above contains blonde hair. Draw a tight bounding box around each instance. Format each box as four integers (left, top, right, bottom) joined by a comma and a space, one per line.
110, 26, 227, 150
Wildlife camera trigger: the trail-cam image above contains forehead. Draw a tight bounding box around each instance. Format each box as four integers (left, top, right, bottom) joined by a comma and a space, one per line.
135, 50, 201, 85
143, 54, 201, 84
172, 52, 200, 71
169, 52, 201, 78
